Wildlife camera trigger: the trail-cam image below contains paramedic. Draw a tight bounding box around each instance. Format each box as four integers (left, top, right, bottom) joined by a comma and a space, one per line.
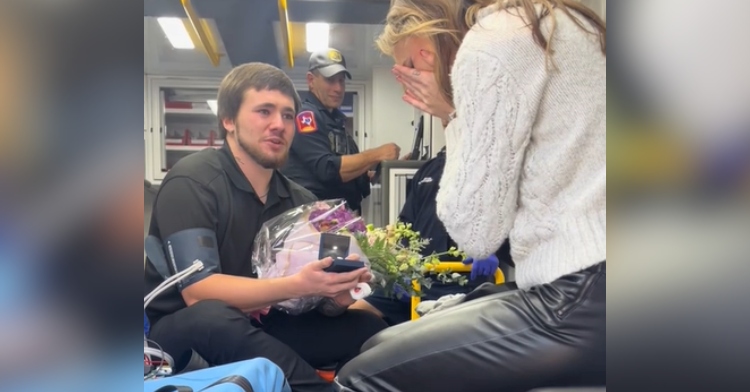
281, 48, 401, 214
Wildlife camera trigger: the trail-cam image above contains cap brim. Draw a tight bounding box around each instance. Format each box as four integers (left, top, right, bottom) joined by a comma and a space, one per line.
317, 64, 352, 79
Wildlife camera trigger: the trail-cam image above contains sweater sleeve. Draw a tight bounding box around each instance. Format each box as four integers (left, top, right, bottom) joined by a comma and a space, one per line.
436, 49, 542, 259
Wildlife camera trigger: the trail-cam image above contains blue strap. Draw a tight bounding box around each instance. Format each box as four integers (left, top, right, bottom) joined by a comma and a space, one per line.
153, 386, 192, 392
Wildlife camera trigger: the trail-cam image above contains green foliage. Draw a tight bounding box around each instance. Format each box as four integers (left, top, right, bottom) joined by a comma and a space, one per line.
352, 222, 468, 299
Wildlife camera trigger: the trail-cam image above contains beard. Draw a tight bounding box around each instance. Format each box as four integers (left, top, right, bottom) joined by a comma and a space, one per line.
236, 130, 289, 169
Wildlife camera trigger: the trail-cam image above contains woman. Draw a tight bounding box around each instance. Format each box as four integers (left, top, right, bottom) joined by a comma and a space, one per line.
334, 1, 606, 391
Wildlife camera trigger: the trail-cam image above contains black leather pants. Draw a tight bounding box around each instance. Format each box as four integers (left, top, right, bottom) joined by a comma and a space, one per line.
334, 262, 606, 392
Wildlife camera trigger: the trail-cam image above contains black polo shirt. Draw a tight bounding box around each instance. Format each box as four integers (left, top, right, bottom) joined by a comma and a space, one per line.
144, 143, 316, 324
281, 94, 370, 213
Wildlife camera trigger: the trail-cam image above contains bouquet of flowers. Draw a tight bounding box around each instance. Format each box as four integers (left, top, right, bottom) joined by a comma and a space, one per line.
252, 199, 467, 315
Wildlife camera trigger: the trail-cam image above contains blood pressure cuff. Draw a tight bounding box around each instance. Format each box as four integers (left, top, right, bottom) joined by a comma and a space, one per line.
163, 228, 220, 290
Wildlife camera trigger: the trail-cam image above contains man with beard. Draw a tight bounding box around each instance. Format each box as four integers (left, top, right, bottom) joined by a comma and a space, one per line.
144, 63, 388, 392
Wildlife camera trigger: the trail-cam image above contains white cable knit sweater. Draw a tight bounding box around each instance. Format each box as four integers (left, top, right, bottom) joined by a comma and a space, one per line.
436, 6, 606, 289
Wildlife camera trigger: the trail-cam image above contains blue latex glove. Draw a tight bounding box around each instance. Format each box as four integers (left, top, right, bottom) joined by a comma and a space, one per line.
393, 279, 412, 303
463, 254, 499, 281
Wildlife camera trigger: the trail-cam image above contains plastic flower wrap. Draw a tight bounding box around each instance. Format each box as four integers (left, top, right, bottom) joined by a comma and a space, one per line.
252, 200, 370, 315
252, 199, 468, 315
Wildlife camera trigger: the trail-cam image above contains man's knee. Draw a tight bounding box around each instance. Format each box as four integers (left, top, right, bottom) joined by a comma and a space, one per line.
358, 294, 412, 326
150, 300, 260, 367
348, 300, 384, 318
153, 299, 251, 341
341, 309, 389, 338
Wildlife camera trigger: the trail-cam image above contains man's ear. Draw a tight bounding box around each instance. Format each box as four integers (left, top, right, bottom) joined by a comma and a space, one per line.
221, 117, 235, 134
306, 72, 315, 88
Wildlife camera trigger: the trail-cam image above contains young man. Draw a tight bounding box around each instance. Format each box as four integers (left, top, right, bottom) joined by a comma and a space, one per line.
144, 63, 388, 392
350, 147, 516, 325
281, 48, 401, 214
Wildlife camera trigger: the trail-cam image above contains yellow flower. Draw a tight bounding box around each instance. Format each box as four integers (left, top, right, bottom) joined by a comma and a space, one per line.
398, 263, 409, 272
447, 246, 462, 258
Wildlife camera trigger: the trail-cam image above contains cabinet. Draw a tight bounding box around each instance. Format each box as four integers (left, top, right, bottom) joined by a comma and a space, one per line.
147, 77, 222, 182
144, 76, 368, 184
423, 113, 445, 159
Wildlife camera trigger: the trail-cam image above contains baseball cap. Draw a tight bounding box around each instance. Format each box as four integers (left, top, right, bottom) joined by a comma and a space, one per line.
308, 48, 352, 79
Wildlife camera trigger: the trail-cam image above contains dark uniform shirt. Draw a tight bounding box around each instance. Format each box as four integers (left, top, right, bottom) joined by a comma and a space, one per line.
144, 143, 316, 324
281, 94, 370, 213
399, 148, 455, 260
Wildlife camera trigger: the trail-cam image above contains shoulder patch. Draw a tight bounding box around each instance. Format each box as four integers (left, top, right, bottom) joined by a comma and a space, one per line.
296, 111, 318, 133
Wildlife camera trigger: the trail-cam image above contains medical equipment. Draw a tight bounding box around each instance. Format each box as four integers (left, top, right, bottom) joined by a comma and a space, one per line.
144, 238, 205, 379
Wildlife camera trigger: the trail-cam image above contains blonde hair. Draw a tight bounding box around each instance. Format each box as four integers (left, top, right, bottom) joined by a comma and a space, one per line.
376, 0, 606, 106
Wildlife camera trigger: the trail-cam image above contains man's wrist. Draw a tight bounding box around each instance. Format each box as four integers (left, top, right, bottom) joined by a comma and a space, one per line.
367, 149, 381, 163
283, 274, 308, 298
365, 148, 385, 164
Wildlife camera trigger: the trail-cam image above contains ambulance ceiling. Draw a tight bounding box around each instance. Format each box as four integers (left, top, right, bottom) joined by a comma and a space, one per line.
143, 0, 391, 68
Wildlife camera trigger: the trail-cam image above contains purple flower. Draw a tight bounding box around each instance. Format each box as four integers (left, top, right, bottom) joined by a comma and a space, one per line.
309, 202, 367, 234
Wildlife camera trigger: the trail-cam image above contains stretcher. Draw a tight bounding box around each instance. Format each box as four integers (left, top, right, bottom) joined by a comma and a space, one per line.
410, 261, 505, 320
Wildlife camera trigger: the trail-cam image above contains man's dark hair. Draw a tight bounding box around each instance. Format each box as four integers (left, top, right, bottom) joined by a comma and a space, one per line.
216, 62, 301, 139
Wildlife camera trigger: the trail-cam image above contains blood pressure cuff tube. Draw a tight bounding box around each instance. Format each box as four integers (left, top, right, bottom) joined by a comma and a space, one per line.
163, 228, 220, 290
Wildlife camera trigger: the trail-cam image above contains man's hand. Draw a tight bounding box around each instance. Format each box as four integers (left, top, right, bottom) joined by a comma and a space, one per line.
294, 255, 368, 298
307, 255, 371, 316
462, 254, 499, 281
375, 143, 401, 161
331, 266, 373, 308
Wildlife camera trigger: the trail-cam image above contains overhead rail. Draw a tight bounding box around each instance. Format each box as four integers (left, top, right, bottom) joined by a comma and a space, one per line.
278, 0, 294, 67
181, 0, 222, 67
